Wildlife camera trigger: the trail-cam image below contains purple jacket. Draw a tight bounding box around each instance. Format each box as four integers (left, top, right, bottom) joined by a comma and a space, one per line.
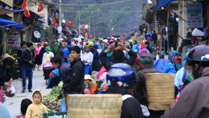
161, 70, 209, 118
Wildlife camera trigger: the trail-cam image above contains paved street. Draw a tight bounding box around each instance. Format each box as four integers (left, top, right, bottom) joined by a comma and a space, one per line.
4, 68, 51, 118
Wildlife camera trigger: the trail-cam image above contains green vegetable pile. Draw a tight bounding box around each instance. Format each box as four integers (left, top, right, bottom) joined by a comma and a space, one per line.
43, 82, 63, 101
43, 82, 63, 112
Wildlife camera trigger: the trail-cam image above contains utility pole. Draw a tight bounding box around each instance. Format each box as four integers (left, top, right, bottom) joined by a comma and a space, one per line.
78, 2, 81, 37
58, 0, 62, 39
89, 13, 91, 38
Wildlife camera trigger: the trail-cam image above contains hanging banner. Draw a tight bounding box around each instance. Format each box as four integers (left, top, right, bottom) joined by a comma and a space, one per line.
187, 3, 203, 28
7, 35, 21, 49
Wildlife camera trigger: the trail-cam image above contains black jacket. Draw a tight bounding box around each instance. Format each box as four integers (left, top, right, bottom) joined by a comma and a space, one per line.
59, 63, 71, 81
106, 86, 144, 118
90, 46, 101, 71
134, 69, 161, 106
152, 33, 157, 41
39, 47, 46, 62
57, 63, 71, 99
21, 48, 35, 67
0, 64, 12, 86
100, 50, 137, 71
17, 49, 23, 65
63, 58, 84, 94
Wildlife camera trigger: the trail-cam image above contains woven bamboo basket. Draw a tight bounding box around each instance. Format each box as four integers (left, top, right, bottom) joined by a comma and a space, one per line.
66, 94, 122, 118
145, 73, 175, 111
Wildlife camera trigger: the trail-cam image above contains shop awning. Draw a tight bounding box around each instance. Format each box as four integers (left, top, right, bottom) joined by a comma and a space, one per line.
153, 0, 175, 11
0, 7, 24, 15
0, 18, 25, 28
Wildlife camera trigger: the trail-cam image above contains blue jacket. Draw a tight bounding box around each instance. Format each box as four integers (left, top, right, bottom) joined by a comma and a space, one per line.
163, 62, 177, 73
62, 48, 69, 58
132, 44, 140, 53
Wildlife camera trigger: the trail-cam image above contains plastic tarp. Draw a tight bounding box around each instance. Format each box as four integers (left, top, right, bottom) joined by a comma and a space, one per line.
0, 18, 25, 28
153, 59, 171, 73
153, 0, 175, 11
0, 7, 24, 15
146, 33, 152, 37
192, 28, 204, 36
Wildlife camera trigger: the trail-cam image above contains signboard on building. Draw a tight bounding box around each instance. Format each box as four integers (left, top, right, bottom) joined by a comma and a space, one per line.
7, 35, 21, 49
187, 3, 203, 28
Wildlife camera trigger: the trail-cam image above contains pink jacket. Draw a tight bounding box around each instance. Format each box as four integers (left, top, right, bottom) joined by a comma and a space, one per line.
34, 47, 42, 58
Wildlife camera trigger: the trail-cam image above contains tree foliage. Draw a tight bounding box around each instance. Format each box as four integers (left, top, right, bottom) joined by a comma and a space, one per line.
44, 25, 56, 43
52, 0, 146, 37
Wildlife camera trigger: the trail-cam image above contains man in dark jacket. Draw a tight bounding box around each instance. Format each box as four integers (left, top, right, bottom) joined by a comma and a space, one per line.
17, 41, 27, 60
161, 45, 209, 118
17, 41, 26, 79
152, 30, 157, 46
21, 42, 35, 93
134, 53, 162, 118
50, 55, 71, 100
90, 44, 101, 71
100, 42, 137, 71
63, 46, 84, 94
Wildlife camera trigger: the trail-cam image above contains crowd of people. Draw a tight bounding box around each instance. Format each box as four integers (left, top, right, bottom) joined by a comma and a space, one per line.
1, 35, 209, 118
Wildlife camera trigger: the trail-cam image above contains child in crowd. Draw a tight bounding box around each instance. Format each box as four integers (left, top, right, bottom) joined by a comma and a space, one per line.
18, 98, 32, 118
81, 45, 93, 75
133, 58, 142, 73
84, 75, 98, 94
26, 89, 47, 118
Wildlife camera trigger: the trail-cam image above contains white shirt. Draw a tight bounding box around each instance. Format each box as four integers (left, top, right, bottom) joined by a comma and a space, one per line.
80, 51, 93, 65
72, 42, 81, 48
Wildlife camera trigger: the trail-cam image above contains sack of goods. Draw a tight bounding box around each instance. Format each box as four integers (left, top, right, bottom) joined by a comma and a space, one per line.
67, 94, 122, 118
145, 73, 175, 111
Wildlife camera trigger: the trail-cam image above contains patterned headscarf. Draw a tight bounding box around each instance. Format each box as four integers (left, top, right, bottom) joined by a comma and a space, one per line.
53, 42, 61, 53
182, 52, 189, 67
103, 42, 109, 50
169, 50, 179, 62
45, 46, 51, 54
170, 50, 181, 71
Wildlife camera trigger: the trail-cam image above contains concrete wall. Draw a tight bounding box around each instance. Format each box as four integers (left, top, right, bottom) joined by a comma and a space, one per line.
1, 0, 14, 19
22, 0, 49, 42
178, 0, 187, 47
1, 0, 13, 7
27, 0, 49, 27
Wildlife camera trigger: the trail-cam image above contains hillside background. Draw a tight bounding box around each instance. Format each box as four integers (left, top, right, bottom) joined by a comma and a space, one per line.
52, 0, 147, 37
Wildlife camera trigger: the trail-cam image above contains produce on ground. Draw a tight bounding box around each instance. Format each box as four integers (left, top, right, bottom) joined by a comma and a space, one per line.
43, 100, 61, 112
43, 83, 62, 101
43, 82, 63, 112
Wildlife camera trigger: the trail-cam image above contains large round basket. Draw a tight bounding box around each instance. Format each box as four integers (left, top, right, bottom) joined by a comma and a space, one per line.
66, 94, 122, 118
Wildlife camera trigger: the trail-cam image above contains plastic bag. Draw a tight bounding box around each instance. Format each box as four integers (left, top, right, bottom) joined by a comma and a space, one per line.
60, 99, 67, 112
140, 104, 150, 117
5, 85, 15, 97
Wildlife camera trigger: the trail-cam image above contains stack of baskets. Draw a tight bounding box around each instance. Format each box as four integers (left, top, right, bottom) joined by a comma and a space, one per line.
67, 94, 122, 118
